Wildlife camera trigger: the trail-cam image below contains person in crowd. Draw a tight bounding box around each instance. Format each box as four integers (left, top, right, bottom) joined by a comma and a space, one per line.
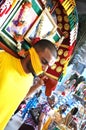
21, 90, 42, 119
56, 73, 79, 96
48, 107, 78, 130
62, 75, 85, 96
0, 39, 57, 130
43, 102, 69, 130
72, 76, 85, 90
65, 73, 79, 87
69, 75, 86, 95
63, 107, 78, 130
18, 95, 57, 130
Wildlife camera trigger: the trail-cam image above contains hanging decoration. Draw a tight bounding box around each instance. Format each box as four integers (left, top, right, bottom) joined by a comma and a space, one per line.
0, 0, 42, 53
0, 0, 79, 83
46, 0, 78, 81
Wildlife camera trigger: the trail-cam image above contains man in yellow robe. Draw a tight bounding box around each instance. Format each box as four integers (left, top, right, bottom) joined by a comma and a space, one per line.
0, 39, 57, 130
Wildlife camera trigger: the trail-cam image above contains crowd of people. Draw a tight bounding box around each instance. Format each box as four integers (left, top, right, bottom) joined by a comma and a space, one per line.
18, 95, 57, 130
10, 94, 79, 130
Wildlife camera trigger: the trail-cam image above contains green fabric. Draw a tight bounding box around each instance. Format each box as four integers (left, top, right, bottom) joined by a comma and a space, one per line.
54, 127, 60, 130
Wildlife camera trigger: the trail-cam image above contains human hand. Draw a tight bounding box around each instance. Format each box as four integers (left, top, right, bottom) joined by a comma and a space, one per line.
37, 74, 48, 86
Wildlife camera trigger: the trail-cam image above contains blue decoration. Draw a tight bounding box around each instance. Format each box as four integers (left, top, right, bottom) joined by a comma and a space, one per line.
22, 94, 39, 119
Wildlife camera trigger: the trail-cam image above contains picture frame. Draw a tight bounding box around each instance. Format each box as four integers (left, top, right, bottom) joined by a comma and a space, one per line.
0, 0, 42, 46
24, 8, 60, 44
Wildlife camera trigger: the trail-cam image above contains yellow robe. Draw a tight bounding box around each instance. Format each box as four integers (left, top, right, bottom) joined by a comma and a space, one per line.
0, 51, 34, 130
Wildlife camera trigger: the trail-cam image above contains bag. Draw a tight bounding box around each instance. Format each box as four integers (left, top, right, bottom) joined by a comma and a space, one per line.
29, 106, 42, 125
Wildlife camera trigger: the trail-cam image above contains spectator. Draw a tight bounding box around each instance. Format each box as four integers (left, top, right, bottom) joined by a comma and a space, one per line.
43, 104, 69, 130
18, 95, 57, 130
63, 107, 78, 130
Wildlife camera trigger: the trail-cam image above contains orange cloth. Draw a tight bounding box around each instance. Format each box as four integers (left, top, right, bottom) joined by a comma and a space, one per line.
29, 47, 43, 75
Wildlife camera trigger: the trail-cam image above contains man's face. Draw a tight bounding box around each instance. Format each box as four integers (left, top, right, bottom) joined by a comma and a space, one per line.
38, 48, 56, 71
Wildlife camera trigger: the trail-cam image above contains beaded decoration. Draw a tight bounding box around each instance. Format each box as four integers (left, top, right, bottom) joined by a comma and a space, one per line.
35, 13, 57, 42
36, 15, 45, 38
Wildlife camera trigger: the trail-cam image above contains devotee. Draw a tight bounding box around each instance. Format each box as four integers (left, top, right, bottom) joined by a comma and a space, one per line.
0, 39, 57, 130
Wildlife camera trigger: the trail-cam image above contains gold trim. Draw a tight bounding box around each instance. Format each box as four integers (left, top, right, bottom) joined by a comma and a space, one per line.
58, 49, 63, 55
51, 64, 57, 70
56, 66, 62, 73
60, 44, 69, 48
64, 23, 70, 30
64, 51, 68, 57
57, 15, 62, 22
63, 31, 69, 38
56, 8, 61, 14
57, 23, 63, 30
64, 16, 69, 22
60, 58, 65, 65
44, 72, 58, 80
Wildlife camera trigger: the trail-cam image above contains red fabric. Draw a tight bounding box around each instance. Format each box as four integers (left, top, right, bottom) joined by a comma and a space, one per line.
61, 91, 65, 96
59, 0, 64, 3
83, 89, 86, 96
68, 42, 76, 57
31, 37, 40, 45
73, 117, 78, 122
44, 78, 58, 96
